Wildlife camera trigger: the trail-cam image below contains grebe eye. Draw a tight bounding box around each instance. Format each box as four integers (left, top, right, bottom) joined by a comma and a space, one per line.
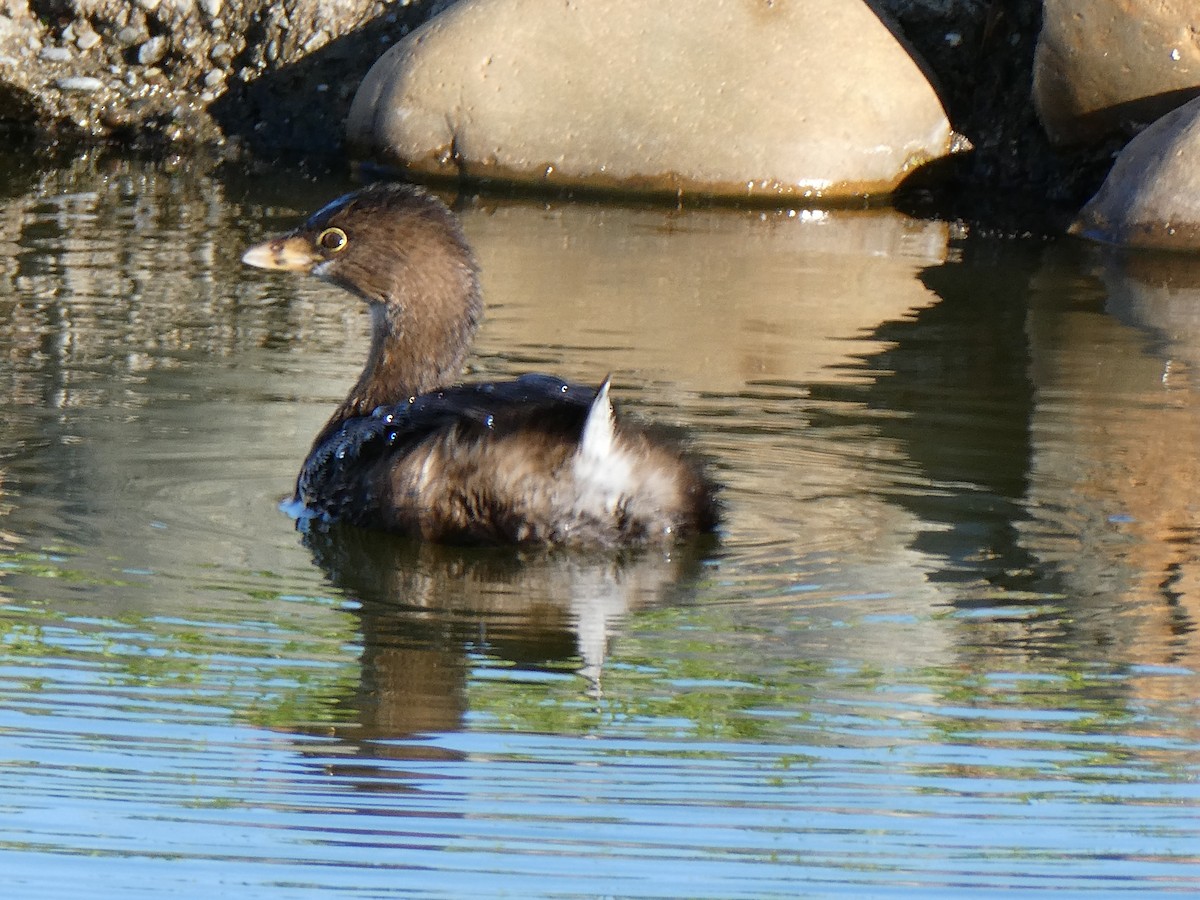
317, 227, 348, 252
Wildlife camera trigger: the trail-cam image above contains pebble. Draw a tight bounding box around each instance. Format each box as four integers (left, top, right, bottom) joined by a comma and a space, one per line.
75, 29, 101, 52
138, 36, 167, 66
303, 31, 327, 53
39, 46, 72, 63
56, 75, 105, 93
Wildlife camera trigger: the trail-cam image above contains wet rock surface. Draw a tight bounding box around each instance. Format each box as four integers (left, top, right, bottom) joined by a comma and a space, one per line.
1070, 95, 1200, 250
346, 0, 954, 201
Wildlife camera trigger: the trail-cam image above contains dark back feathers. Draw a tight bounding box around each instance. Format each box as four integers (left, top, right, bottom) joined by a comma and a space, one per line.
297, 374, 600, 524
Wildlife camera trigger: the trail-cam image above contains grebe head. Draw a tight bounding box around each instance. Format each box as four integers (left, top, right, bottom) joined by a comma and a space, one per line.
243, 181, 483, 400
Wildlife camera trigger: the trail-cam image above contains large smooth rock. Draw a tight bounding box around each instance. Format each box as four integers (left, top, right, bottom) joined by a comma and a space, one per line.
1034, 0, 1200, 147
347, 0, 954, 200
1071, 94, 1200, 249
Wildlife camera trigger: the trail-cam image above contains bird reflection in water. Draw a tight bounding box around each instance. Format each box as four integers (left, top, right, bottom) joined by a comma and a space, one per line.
299, 524, 714, 748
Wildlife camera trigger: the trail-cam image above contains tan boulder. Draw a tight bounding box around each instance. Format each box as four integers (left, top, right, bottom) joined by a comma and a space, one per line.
1034, 0, 1200, 147
347, 0, 953, 201
1071, 94, 1200, 249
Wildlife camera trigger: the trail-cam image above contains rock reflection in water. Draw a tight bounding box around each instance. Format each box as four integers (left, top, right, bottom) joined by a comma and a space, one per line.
466, 201, 949, 392
812, 235, 1200, 738
1024, 246, 1200, 687
300, 525, 710, 744
808, 240, 1040, 591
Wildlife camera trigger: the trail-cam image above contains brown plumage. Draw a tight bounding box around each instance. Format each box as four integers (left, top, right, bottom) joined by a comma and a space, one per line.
242, 181, 719, 546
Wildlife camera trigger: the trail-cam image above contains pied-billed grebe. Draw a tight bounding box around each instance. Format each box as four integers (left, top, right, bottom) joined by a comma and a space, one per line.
242, 182, 718, 546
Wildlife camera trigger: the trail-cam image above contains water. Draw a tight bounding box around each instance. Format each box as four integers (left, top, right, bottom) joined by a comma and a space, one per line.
0, 154, 1197, 897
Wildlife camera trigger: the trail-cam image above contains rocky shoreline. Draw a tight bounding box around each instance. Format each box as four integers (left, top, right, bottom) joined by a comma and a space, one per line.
0, 1, 1188, 242
0, 0, 452, 158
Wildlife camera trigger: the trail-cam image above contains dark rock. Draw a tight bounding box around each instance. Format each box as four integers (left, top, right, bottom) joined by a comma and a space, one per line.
1071, 94, 1200, 250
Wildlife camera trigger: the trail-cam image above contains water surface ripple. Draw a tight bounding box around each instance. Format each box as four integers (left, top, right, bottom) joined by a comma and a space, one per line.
0, 158, 1196, 898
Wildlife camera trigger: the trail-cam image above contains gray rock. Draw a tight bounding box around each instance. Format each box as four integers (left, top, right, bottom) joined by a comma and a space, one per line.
1034, 0, 1200, 147
39, 46, 72, 63
75, 28, 102, 52
137, 35, 167, 66
116, 26, 143, 47
56, 75, 105, 92
347, 0, 954, 200
1071, 95, 1200, 249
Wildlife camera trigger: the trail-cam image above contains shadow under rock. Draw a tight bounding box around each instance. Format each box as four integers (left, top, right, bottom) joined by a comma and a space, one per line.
208, 6, 434, 167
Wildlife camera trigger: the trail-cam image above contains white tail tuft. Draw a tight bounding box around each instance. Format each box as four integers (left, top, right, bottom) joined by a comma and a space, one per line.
578, 377, 615, 463
573, 377, 636, 519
